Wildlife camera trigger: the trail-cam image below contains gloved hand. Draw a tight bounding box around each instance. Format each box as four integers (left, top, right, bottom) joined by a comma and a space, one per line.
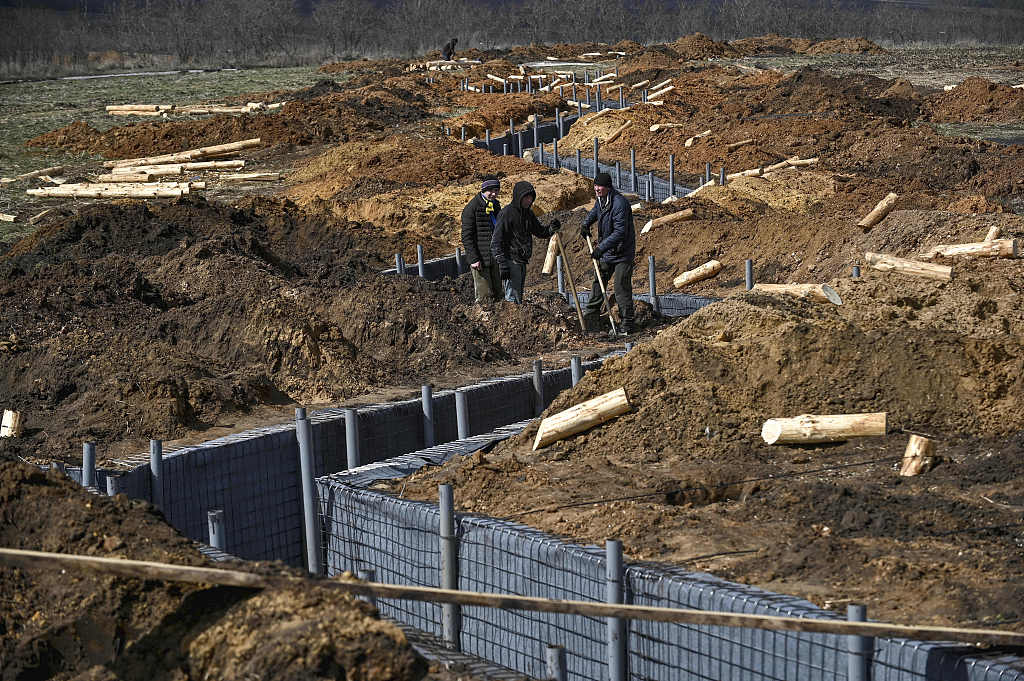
591, 248, 602, 261
547, 219, 561, 236
579, 223, 591, 241
499, 263, 510, 281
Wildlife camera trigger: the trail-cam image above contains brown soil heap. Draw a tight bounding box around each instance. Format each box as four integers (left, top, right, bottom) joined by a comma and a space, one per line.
925, 76, 1024, 122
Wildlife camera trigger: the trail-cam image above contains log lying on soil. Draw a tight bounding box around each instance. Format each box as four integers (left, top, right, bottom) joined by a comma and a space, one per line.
651, 78, 672, 91
1, 410, 23, 438
673, 259, 722, 288
630, 80, 650, 90
97, 172, 152, 183
726, 167, 764, 180
219, 172, 281, 182
566, 100, 592, 109
727, 138, 754, 152
104, 138, 261, 168
788, 157, 818, 167
687, 178, 717, 196
857, 192, 899, 230
533, 387, 631, 450
582, 108, 615, 125
984, 225, 1001, 241
27, 182, 196, 198
919, 239, 1019, 260
648, 84, 675, 100
112, 160, 246, 176
865, 252, 953, 282
1, 165, 65, 184
751, 283, 843, 305
650, 122, 685, 132
105, 104, 173, 111
900, 434, 938, 477
761, 412, 887, 445
603, 119, 633, 144
109, 110, 164, 117
641, 208, 694, 234
685, 130, 711, 147
0, 213, 15, 222
29, 209, 53, 225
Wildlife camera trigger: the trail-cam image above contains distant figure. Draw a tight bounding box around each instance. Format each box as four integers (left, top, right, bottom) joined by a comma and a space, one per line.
442, 38, 457, 61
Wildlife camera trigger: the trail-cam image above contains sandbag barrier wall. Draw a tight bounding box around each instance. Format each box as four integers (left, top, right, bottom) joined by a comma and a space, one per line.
319, 441, 1024, 681
72, 358, 604, 567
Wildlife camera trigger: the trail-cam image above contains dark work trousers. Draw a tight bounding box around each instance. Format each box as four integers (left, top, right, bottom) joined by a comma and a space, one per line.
583, 260, 634, 324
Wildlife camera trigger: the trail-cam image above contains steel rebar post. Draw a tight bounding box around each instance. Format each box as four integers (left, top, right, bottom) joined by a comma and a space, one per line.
572, 83, 577, 100
539, 143, 545, 166
668, 154, 675, 195
553, 138, 560, 168
532, 359, 545, 415
559, 85, 564, 98
615, 161, 622, 188
295, 411, 321, 575
847, 604, 873, 681
416, 244, 426, 277
422, 384, 435, 448
439, 484, 461, 650
648, 255, 659, 312
606, 539, 626, 681
647, 171, 654, 201
619, 89, 624, 108
455, 246, 465, 274
642, 89, 647, 103
517, 131, 525, 157
356, 568, 377, 607
705, 161, 712, 184
570, 356, 583, 386
556, 255, 565, 297
509, 117, 515, 136
460, 125, 465, 142
207, 509, 225, 550
105, 475, 120, 496
503, 143, 509, 156
344, 408, 360, 470
577, 101, 583, 119
82, 442, 96, 488
852, 265, 861, 278
625, 342, 634, 351
455, 389, 470, 440
555, 108, 562, 138
394, 253, 402, 274
546, 645, 567, 681
584, 70, 590, 84
533, 114, 539, 143
586, 87, 591, 106
719, 166, 726, 186
745, 259, 754, 290
576, 149, 582, 174
593, 137, 600, 179
630, 149, 637, 192
595, 86, 602, 111
150, 438, 163, 510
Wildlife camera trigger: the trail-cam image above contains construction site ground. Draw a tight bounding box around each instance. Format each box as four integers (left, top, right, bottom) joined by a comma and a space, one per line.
2, 36, 1024, 679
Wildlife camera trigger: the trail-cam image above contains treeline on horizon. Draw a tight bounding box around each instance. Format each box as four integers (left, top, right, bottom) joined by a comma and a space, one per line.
2, 0, 1023, 78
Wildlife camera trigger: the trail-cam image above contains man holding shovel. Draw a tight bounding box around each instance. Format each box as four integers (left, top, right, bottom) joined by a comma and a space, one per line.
580, 172, 636, 334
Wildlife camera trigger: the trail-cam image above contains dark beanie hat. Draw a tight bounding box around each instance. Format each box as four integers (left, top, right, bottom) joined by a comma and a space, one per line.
594, 172, 613, 188
481, 177, 500, 191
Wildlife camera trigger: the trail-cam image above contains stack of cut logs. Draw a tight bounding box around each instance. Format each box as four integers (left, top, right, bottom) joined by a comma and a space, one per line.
105, 102, 284, 117
25, 138, 275, 199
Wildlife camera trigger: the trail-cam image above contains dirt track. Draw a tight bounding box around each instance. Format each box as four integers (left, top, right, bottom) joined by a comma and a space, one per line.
4, 33, 1024, 678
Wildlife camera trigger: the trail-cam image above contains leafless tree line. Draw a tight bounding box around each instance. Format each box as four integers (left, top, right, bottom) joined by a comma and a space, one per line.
1, 0, 1022, 78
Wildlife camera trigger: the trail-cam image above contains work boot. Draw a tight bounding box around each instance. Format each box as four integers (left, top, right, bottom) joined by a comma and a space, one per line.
619, 319, 636, 336
582, 311, 603, 332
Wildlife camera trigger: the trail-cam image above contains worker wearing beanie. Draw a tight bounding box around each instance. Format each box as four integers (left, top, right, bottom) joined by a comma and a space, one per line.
461, 175, 503, 304
580, 171, 636, 334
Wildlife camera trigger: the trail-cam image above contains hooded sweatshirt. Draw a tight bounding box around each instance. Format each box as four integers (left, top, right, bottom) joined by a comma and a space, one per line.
491, 180, 550, 268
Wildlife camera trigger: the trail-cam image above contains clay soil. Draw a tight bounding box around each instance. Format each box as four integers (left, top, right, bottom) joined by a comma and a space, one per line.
8, 33, 1024, 675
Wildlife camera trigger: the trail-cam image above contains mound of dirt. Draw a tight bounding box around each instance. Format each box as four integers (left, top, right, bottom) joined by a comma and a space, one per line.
0, 197, 583, 461
445, 92, 566, 138
0, 459, 428, 681
393, 266, 1024, 628
669, 33, 740, 60
27, 86, 430, 159
925, 76, 1024, 122
806, 37, 886, 55
730, 34, 814, 55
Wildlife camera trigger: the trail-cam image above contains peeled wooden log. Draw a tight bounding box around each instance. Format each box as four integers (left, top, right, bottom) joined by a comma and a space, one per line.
1, 410, 23, 438
592, 73, 615, 84
726, 138, 754, 152
648, 84, 675, 100
920, 239, 1019, 260
29, 209, 54, 225
900, 434, 938, 477
726, 167, 763, 180
97, 172, 151, 183
105, 104, 172, 111
0, 213, 15, 222
761, 412, 887, 445
788, 157, 818, 167
28, 187, 184, 198
858, 192, 899, 230
865, 252, 952, 282
533, 387, 631, 450
1, 165, 65, 184
606, 83, 624, 93
219, 172, 281, 182
673, 259, 722, 288
651, 78, 672, 91
109, 110, 164, 117
105, 138, 261, 168
641, 208, 694, 235
603, 119, 633, 144
650, 122, 685, 133
566, 100, 592, 109
630, 79, 650, 90
486, 74, 507, 85
684, 130, 711, 147
984, 225, 1001, 241
582, 108, 615, 126
764, 157, 795, 173
112, 160, 246, 176
751, 283, 842, 305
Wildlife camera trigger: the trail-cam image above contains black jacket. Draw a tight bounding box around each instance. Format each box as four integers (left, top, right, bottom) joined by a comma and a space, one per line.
461, 192, 501, 267
491, 181, 550, 268
584, 188, 635, 265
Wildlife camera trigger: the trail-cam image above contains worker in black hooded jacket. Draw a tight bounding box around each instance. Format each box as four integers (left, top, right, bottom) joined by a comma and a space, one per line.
490, 180, 560, 304
461, 176, 502, 304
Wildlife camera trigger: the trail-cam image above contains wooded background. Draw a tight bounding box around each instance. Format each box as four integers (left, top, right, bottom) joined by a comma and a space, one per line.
2, 0, 1023, 79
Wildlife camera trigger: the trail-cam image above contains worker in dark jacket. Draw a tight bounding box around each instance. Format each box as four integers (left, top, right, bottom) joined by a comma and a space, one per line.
580, 172, 636, 334
461, 176, 502, 304
491, 180, 560, 304
441, 38, 457, 61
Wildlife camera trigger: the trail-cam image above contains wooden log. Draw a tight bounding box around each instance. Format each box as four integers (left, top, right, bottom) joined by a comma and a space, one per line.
726, 167, 763, 180
592, 73, 615, 84
650, 122, 685, 133
27, 187, 184, 199
727, 138, 754, 152
487, 73, 507, 85
29, 209, 54, 225
673, 259, 722, 288
0, 410, 23, 438
97, 172, 152, 183
1, 165, 65, 184
2, 547, 1023, 646
105, 104, 172, 111
687, 178, 717, 196
582, 107, 615, 126
751, 283, 843, 305
641, 208, 694, 235
566, 100, 592, 109
857, 192, 899, 230
603, 119, 633, 144
648, 84, 675, 100
606, 83, 624, 93
109, 110, 164, 117
533, 387, 631, 450
630, 79, 650, 90
113, 160, 246, 176
864, 252, 952, 282
764, 158, 794, 173
761, 412, 887, 445
0, 213, 15, 222
919, 239, 1019, 260
900, 434, 937, 477
788, 157, 818, 167
553, 233, 586, 332
684, 130, 711, 147
651, 78, 672, 91
541, 234, 561, 274
219, 172, 281, 182
105, 138, 261, 168
984, 225, 1001, 241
